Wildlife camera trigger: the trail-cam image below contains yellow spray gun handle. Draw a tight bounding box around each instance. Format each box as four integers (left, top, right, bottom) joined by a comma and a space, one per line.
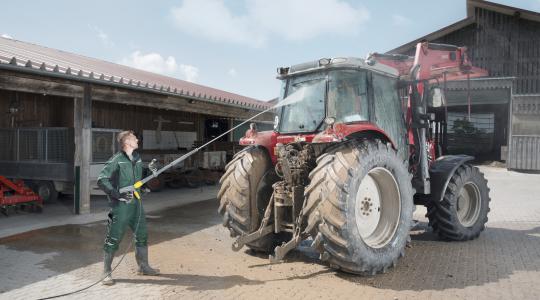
133, 181, 143, 200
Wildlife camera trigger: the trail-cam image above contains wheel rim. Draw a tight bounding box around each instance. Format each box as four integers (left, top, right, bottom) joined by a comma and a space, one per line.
38, 185, 50, 201
355, 167, 401, 249
457, 181, 481, 227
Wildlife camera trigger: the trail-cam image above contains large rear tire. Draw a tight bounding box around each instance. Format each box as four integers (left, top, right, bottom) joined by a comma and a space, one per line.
218, 147, 281, 252
304, 140, 414, 275
426, 164, 490, 241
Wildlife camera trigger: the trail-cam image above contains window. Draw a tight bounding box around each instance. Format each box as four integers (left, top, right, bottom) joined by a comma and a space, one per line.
373, 73, 407, 159
327, 70, 368, 123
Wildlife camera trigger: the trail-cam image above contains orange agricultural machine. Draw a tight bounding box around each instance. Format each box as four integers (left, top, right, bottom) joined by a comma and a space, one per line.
0, 175, 42, 216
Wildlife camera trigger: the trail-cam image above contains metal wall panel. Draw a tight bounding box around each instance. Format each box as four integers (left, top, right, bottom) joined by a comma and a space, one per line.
509, 95, 540, 170
509, 135, 540, 170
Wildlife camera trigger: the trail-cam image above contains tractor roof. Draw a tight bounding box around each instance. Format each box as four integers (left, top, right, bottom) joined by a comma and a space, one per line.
277, 57, 400, 79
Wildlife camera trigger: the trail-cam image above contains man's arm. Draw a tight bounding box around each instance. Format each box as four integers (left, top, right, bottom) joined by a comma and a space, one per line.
97, 157, 120, 199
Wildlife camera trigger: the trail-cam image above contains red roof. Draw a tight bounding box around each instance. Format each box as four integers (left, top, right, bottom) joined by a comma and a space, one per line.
0, 36, 272, 110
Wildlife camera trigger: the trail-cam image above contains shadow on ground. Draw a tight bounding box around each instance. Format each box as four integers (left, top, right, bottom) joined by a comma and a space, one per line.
114, 269, 334, 291
115, 273, 264, 291
334, 222, 540, 291
240, 221, 540, 291
0, 198, 221, 292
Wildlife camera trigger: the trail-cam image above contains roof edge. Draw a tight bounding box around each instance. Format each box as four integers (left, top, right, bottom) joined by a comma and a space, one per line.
386, 17, 475, 54
467, 0, 540, 22
0, 61, 272, 112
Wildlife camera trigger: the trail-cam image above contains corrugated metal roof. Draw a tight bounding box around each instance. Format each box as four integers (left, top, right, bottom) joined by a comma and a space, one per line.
0, 36, 272, 110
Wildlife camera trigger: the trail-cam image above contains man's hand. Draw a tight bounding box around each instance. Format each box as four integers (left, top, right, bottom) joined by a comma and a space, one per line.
119, 192, 134, 201
111, 189, 121, 199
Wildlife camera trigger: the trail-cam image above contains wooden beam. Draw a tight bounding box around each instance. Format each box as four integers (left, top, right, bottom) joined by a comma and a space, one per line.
0, 69, 274, 122
74, 85, 92, 214
91, 85, 274, 122
0, 70, 83, 98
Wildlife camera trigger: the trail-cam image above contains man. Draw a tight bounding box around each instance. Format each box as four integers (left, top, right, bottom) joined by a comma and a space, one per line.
97, 130, 160, 286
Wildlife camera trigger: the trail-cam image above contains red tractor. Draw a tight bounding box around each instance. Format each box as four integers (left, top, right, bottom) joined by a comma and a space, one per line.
218, 42, 491, 275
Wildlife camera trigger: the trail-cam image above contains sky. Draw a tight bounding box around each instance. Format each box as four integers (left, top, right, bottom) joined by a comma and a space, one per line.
1, 0, 539, 101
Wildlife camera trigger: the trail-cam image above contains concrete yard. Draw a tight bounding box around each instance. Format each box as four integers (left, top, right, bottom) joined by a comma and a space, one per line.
1, 166, 540, 300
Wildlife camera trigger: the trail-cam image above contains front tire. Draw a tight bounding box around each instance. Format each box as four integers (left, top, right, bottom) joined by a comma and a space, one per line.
304, 140, 414, 275
426, 164, 490, 241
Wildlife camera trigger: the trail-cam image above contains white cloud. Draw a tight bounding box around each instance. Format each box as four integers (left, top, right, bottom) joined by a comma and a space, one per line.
171, 0, 265, 47
171, 0, 370, 47
120, 51, 199, 82
121, 51, 178, 74
1, 33, 13, 39
392, 14, 412, 26
89, 25, 114, 47
179, 64, 199, 82
228, 68, 237, 77
250, 0, 370, 41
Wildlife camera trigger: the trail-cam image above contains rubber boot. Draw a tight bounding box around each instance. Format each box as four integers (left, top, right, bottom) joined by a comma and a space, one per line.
102, 251, 115, 286
135, 246, 160, 276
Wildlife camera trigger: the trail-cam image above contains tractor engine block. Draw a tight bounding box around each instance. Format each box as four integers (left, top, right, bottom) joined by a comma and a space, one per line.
273, 143, 316, 233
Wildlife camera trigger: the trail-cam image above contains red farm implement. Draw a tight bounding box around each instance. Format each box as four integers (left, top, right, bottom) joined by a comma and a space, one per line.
0, 176, 43, 216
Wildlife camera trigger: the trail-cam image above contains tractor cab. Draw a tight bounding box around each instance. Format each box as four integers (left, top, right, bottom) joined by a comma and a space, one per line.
270, 57, 408, 162
275, 57, 398, 135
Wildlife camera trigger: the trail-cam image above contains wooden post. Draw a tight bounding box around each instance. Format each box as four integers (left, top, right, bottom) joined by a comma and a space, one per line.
228, 118, 234, 142
74, 84, 92, 214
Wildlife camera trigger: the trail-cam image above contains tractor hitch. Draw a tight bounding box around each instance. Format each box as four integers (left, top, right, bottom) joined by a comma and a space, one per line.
231, 225, 274, 251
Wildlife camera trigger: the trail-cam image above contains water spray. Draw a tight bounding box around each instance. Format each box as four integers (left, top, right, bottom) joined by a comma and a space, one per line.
120, 88, 306, 199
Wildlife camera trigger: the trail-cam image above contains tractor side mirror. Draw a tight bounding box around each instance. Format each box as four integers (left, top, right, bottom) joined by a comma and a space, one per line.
429, 87, 444, 108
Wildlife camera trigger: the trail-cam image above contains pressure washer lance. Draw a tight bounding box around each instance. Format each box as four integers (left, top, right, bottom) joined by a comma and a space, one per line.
35, 98, 294, 299
118, 104, 285, 199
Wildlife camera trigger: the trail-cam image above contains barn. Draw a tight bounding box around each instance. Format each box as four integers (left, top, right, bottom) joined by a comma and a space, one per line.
389, 0, 540, 170
0, 36, 274, 214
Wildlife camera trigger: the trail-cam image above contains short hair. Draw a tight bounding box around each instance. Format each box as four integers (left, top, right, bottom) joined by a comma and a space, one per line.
117, 130, 135, 148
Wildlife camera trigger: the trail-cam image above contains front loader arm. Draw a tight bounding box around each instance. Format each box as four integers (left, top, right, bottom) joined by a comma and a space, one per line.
369, 42, 488, 195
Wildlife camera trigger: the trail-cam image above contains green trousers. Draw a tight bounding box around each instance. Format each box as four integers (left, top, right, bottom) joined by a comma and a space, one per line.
103, 200, 148, 253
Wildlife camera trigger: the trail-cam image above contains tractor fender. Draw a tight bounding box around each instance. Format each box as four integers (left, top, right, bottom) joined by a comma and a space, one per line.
429, 155, 474, 202
239, 130, 278, 163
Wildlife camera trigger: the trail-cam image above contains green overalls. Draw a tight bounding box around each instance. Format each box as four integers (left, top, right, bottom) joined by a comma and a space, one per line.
97, 151, 147, 253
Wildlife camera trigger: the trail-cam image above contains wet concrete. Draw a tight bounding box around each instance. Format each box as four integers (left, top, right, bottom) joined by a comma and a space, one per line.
0, 199, 221, 291
2, 166, 540, 299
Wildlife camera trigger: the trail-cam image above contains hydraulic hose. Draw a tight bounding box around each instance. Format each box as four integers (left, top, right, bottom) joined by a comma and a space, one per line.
36, 198, 144, 300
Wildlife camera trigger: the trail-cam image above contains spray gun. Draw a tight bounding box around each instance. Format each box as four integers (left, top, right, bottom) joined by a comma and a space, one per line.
120, 111, 269, 198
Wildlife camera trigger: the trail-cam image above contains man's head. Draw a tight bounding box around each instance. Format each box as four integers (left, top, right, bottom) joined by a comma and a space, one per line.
117, 130, 138, 152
